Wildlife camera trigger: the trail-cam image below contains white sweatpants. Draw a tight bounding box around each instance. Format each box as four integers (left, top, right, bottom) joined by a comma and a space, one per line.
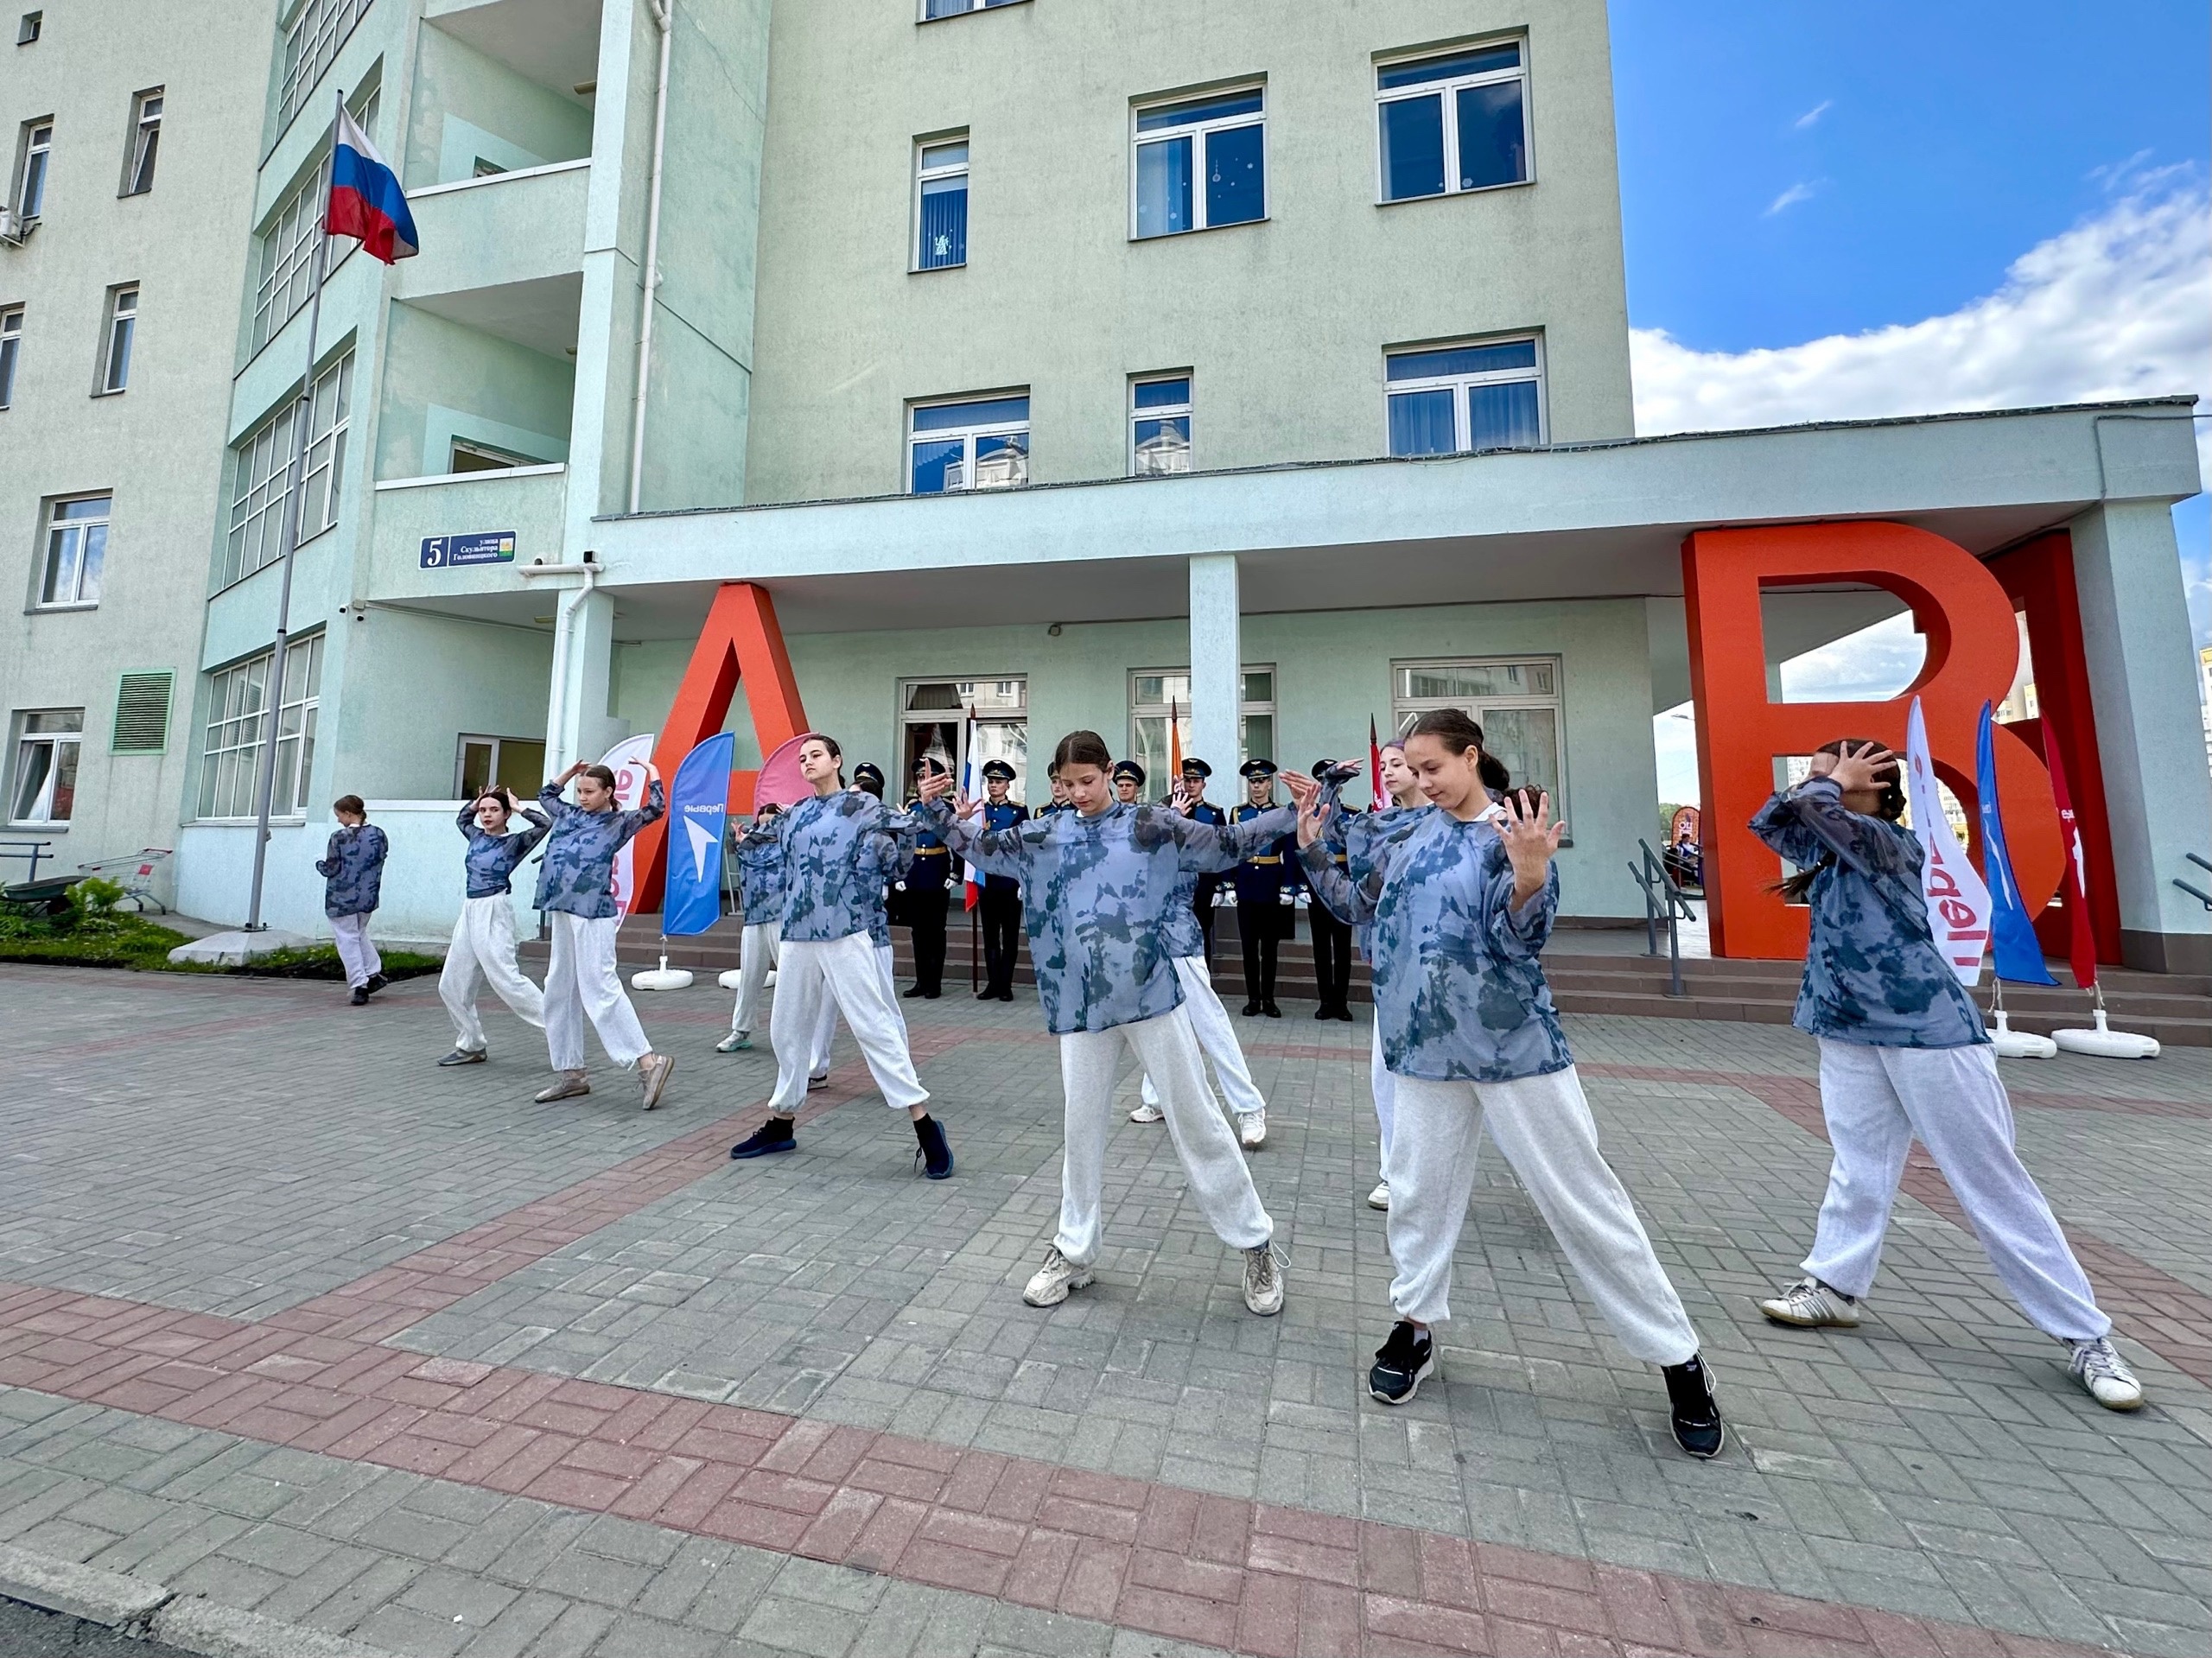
330, 912, 381, 988
1389, 1068, 1699, 1364
440, 896, 544, 1051
879, 943, 907, 1038
543, 912, 652, 1070
1057, 1009, 1274, 1267
1138, 956, 1266, 1119
1802, 1039, 2109, 1340
769, 933, 926, 1113
729, 919, 781, 1037
1371, 1020, 1397, 1177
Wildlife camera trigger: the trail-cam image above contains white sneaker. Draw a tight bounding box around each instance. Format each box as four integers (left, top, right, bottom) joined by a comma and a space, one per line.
1022, 1246, 1093, 1308
1128, 1100, 1164, 1123
534, 1070, 590, 1103
807, 1069, 830, 1091
1237, 1110, 1267, 1150
2068, 1337, 2144, 1411
638, 1052, 676, 1111
1242, 1243, 1285, 1316
1367, 1181, 1390, 1211
1757, 1277, 1861, 1329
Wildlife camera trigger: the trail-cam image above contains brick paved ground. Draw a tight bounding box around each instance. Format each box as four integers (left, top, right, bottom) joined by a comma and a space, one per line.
3, 962, 2208, 1656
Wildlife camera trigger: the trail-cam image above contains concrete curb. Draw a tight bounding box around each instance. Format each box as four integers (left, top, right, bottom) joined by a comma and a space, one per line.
0, 1541, 397, 1658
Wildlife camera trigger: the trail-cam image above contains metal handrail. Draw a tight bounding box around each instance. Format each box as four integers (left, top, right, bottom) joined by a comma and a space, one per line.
1628, 838, 1698, 998
0, 838, 58, 887
2176, 853, 2212, 912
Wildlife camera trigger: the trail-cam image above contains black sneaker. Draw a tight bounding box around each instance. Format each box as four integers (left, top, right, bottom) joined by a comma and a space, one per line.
1369, 1320, 1433, 1405
1663, 1356, 1726, 1459
730, 1115, 798, 1159
365, 973, 389, 996
349, 987, 369, 1006
912, 1114, 954, 1179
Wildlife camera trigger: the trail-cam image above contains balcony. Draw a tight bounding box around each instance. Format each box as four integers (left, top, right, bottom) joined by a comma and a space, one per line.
397, 160, 589, 302
365, 463, 569, 605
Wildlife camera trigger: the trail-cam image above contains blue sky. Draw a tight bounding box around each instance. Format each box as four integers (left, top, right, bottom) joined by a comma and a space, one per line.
1609, 2, 2211, 797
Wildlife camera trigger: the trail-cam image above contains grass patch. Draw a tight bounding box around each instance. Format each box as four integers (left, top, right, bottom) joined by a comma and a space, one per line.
0, 910, 440, 979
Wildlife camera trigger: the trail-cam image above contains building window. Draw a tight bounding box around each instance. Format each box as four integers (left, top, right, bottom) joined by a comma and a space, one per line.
0, 305, 20, 407
17, 12, 40, 45
918, 0, 1024, 20
455, 734, 546, 798
121, 88, 161, 195
14, 119, 52, 219
898, 677, 1027, 799
197, 632, 323, 821
276, 0, 372, 132
1392, 657, 1566, 816
9, 708, 80, 824
1130, 373, 1192, 475
219, 352, 352, 591
909, 392, 1028, 494
1376, 41, 1530, 203
1132, 87, 1265, 239
1385, 336, 1543, 456
1128, 666, 1274, 789
449, 438, 533, 473
251, 94, 372, 353
913, 136, 969, 271
96, 283, 136, 394
37, 493, 109, 608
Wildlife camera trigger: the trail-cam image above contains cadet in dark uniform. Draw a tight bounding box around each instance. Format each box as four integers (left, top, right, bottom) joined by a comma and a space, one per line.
1181, 758, 1228, 967
977, 759, 1027, 1001
1232, 759, 1300, 1018
903, 758, 953, 998
1113, 759, 1145, 805
1307, 759, 1357, 1021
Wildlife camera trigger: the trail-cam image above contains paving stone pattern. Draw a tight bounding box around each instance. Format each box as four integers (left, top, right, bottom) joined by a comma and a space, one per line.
2, 963, 2209, 1656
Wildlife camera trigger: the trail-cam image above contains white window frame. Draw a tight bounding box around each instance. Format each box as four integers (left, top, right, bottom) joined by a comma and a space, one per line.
1374, 38, 1533, 204
276, 0, 372, 133
1128, 666, 1276, 788
196, 632, 323, 823
15, 119, 52, 219
251, 94, 371, 353
917, 0, 1026, 22
122, 87, 161, 196
96, 283, 136, 395
1129, 86, 1267, 240
219, 352, 352, 592
0, 305, 21, 409
897, 677, 1027, 800
1129, 372, 1192, 476
1390, 654, 1569, 829
8, 708, 82, 826
912, 134, 969, 272
35, 493, 110, 610
906, 392, 1029, 495
454, 733, 547, 797
1384, 334, 1546, 455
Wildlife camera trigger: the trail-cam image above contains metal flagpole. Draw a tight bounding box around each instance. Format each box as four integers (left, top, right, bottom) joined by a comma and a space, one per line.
244, 87, 341, 931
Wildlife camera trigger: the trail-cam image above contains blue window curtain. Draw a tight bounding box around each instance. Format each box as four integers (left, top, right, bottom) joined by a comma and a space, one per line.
1135, 136, 1193, 237
919, 177, 967, 269
1387, 390, 1456, 457
1379, 96, 1446, 201
1456, 81, 1527, 190
1467, 380, 1541, 450
1204, 123, 1264, 226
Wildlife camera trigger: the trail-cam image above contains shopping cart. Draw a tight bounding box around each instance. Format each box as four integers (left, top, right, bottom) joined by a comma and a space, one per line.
73, 847, 175, 913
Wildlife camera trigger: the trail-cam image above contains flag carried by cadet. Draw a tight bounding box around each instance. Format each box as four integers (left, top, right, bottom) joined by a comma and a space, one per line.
960, 706, 983, 912
1974, 701, 2056, 986
1369, 715, 1382, 806
326, 104, 419, 262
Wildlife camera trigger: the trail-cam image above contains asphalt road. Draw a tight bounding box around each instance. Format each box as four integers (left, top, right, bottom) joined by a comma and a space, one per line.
0, 1596, 196, 1656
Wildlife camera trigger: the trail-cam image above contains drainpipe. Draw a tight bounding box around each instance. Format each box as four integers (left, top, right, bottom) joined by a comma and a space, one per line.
627, 0, 673, 514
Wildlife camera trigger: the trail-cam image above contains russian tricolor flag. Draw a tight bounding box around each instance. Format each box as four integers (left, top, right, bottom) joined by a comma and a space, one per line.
326, 106, 418, 264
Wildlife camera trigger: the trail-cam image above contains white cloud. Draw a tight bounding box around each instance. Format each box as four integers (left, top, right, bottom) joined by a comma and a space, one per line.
1793, 99, 1834, 130
1765, 181, 1818, 215
1632, 168, 2210, 457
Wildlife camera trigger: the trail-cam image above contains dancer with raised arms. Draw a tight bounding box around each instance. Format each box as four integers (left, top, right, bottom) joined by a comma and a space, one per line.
436, 787, 550, 1067
728, 734, 955, 1178
1749, 740, 2141, 1410
532, 760, 677, 1109
925, 731, 1296, 1316
1288, 710, 1726, 1457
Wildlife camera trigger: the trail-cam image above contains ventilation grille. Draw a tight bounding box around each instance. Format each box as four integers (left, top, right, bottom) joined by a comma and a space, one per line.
111, 670, 173, 754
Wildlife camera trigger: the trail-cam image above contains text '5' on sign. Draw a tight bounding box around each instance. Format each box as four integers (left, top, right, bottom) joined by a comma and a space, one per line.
420, 531, 518, 569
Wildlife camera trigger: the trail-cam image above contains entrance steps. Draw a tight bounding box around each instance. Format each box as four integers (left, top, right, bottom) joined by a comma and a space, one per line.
518, 912, 2212, 1047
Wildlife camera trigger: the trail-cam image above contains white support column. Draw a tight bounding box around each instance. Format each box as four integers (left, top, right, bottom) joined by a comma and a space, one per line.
1189, 553, 1242, 779
545, 584, 624, 774
2068, 499, 2212, 973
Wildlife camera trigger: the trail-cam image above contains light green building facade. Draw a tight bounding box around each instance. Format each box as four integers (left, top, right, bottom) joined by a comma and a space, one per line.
4, 0, 2205, 969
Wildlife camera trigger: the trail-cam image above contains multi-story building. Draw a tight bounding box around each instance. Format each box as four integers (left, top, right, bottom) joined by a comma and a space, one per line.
6, 0, 2207, 973
0, 3, 267, 890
